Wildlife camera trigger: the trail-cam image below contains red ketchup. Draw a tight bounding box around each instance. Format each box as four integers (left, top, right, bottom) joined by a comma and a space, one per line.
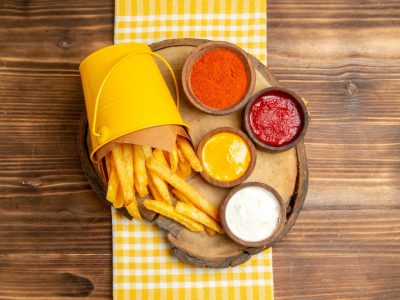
248, 91, 303, 147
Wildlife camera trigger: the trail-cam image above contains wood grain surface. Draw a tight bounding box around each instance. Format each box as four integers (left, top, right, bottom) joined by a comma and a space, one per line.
0, 0, 399, 299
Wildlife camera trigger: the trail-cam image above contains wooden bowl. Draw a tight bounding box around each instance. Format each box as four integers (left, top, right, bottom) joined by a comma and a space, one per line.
220, 182, 287, 248
182, 41, 256, 115
196, 127, 257, 188
243, 87, 310, 151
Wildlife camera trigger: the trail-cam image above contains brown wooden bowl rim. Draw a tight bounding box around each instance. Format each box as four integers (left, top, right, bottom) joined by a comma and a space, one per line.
220, 182, 287, 248
182, 41, 256, 116
243, 87, 310, 151
196, 127, 257, 188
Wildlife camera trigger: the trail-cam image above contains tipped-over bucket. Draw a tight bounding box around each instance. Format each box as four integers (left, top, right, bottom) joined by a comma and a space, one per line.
80, 43, 189, 162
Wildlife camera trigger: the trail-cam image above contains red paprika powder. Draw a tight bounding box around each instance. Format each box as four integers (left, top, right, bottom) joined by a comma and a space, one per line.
190, 48, 248, 109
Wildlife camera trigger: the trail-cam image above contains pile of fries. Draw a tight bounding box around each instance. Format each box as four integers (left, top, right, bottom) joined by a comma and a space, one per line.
104, 136, 223, 236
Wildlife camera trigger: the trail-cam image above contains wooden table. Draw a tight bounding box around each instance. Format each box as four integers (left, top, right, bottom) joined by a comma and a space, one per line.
1, 1, 399, 299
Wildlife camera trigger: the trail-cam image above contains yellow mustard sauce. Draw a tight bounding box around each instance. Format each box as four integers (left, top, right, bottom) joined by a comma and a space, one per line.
201, 132, 251, 182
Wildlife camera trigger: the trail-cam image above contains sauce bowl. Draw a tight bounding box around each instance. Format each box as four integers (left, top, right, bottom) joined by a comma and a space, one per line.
182, 41, 256, 115
197, 127, 257, 188
220, 182, 286, 248
243, 87, 310, 151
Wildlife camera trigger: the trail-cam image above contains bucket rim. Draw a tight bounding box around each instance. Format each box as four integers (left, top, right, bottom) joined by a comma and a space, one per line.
79, 43, 151, 72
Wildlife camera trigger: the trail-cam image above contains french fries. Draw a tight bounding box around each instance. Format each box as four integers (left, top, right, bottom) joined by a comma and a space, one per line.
172, 188, 192, 205
132, 145, 148, 197
153, 149, 169, 168
105, 155, 118, 204
111, 145, 135, 204
126, 198, 142, 221
143, 199, 204, 232
105, 153, 113, 177
169, 146, 179, 173
177, 147, 185, 162
148, 168, 171, 204
176, 136, 203, 172
175, 201, 224, 234
173, 187, 218, 236
150, 172, 171, 204
178, 159, 192, 178
142, 145, 153, 159
146, 148, 171, 204
205, 227, 217, 236
106, 166, 119, 204
122, 144, 134, 186
146, 156, 219, 221
114, 187, 124, 209
102, 137, 223, 235
147, 174, 163, 202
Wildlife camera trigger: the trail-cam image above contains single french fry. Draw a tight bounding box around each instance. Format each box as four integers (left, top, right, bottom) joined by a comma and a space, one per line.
143, 199, 204, 232
172, 188, 192, 205
146, 157, 219, 221
132, 145, 148, 197
112, 144, 134, 204
106, 166, 119, 204
169, 146, 179, 173
153, 148, 170, 168
150, 171, 171, 204
105, 153, 118, 204
175, 167, 184, 178
144, 147, 171, 203
177, 147, 185, 163
162, 150, 171, 165
178, 159, 192, 178
105, 153, 113, 177
134, 179, 140, 195
142, 145, 153, 159
121, 144, 141, 220
121, 144, 135, 206
113, 187, 124, 208
122, 144, 134, 185
176, 136, 203, 172
176, 169, 183, 178
126, 198, 142, 220
205, 227, 217, 236
175, 201, 224, 234
147, 173, 163, 202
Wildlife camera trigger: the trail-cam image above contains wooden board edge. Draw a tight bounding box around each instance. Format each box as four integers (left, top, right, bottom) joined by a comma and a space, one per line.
150, 37, 210, 51
170, 239, 252, 268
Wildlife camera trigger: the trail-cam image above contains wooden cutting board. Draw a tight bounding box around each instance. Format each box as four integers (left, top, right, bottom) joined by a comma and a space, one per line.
78, 38, 309, 268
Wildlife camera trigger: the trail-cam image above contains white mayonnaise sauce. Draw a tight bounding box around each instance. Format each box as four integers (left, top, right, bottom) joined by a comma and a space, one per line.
225, 186, 281, 242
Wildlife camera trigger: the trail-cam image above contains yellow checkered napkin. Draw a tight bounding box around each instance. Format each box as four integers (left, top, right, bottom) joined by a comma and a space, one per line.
113, 1, 272, 299
115, 0, 266, 63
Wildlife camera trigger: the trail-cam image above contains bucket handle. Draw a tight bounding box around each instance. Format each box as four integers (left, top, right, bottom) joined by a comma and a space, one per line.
91, 51, 180, 138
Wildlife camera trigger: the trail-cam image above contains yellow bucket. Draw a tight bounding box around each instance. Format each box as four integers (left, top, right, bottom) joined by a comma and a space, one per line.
79, 43, 189, 162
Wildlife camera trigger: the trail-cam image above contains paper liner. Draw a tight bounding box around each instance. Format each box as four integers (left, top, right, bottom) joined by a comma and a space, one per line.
94, 124, 190, 177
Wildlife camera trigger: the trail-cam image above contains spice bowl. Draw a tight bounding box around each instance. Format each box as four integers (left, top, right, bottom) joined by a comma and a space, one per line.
197, 127, 257, 188
182, 41, 256, 115
220, 182, 286, 248
244, 87, 310, 151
